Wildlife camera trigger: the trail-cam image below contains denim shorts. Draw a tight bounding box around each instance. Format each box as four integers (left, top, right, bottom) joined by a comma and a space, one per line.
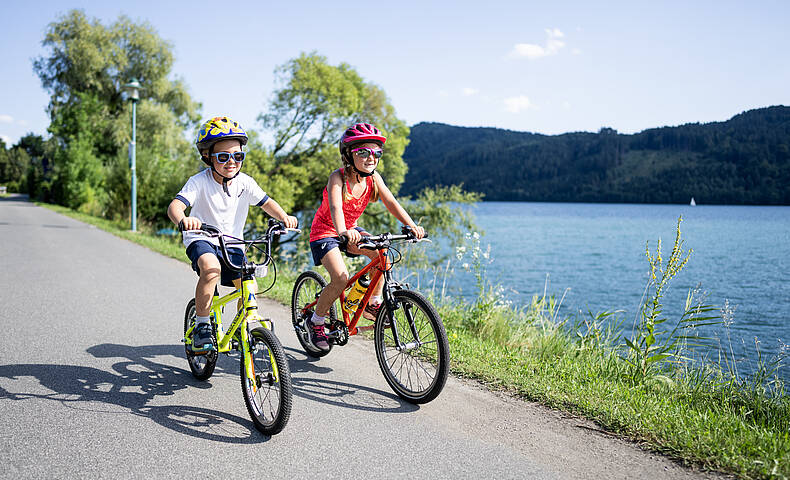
310, 226, 367, 266
186, 240, 246, 287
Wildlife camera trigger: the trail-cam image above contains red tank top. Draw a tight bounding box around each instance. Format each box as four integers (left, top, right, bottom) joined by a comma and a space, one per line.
310, 169, 374, 241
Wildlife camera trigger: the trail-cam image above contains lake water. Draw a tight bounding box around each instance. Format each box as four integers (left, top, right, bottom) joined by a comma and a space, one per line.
440, 202, 790, 380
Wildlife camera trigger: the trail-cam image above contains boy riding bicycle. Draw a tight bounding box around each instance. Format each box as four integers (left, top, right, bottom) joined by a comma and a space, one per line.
167, 116, 298, 353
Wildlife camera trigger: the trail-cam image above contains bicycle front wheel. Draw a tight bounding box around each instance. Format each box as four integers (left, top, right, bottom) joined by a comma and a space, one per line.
240, 326, 292, 435
374, 289, 450, 404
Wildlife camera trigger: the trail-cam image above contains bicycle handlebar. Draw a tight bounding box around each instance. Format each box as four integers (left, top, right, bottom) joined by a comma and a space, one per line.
182, 218, 300, 272
338, 225, 430, 250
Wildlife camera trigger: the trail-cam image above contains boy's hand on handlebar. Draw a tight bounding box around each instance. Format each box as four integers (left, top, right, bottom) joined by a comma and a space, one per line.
340, 229, 362, 245
179, 216, 202, 232
282, 215, 298, 229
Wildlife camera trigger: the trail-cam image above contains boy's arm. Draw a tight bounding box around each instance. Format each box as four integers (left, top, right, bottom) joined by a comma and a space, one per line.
373, 173, 425, 239
167, 198, 201, 230
260, 198, 298, 229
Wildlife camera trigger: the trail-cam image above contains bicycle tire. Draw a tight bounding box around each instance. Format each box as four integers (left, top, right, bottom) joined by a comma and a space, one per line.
374, 289, 450, 404
291, 270, 336, 358
240, 326, 292, 435
183, 298, 218, 381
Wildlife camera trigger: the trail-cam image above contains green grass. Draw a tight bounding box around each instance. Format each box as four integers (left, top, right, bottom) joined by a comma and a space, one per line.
39, 202, 790, 479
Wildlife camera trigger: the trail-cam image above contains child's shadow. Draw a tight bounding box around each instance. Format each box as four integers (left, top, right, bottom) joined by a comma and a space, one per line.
0, 343, 272, 443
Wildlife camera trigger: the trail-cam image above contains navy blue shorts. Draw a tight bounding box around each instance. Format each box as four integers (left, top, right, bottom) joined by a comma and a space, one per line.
310, 227, 367, 266
186, 240, 246, 287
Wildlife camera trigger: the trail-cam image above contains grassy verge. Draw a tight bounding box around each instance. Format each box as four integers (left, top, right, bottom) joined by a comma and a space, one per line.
40, 202, 788, 479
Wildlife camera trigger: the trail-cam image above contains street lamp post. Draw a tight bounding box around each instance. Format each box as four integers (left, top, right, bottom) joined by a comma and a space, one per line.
123, 78, 141, 232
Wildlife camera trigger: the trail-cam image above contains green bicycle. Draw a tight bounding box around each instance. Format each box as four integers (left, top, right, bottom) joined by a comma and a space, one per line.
182, 219, 296, 435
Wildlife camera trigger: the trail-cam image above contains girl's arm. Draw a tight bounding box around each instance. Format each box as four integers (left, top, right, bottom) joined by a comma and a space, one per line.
373, 172, 425, 239
260, 198, 298, 229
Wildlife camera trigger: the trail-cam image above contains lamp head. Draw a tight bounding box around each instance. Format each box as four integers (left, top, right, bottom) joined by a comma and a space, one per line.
123, 78, 142, 102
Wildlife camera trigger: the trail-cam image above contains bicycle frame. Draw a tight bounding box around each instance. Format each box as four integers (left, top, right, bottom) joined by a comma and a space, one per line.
184, 270, 280, 389
302, 246, 392, 336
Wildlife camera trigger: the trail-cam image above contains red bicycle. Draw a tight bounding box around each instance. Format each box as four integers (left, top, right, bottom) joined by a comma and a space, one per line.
291, 227, 450, 403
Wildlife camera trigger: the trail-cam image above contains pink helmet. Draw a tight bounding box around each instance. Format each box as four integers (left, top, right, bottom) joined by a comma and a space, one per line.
339, 123, 387, 156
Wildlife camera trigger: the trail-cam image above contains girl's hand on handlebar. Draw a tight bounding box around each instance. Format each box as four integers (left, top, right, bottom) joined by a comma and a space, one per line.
179, 216, 202, 231
340, 229, 362, 245
411, 225, 426, 240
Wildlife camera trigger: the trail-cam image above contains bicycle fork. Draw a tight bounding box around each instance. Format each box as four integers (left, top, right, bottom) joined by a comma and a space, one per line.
383, 276, 424, 352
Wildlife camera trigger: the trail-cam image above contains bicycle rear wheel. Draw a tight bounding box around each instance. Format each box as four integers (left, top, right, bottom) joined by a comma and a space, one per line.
374, 289, 450, 404
184, 298, 217, 381
291, 270, 336, 358
241, 326, 292, 435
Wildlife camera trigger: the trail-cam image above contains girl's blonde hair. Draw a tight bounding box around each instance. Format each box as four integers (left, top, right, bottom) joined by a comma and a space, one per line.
341, 163, 379, 203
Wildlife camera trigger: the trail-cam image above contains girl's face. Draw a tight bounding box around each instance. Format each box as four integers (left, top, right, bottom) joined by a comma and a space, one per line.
210, 139, 243, 177
351, 142, 382, 174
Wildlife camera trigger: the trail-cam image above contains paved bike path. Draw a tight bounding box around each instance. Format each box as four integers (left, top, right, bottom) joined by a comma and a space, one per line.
0, 196, 724, 479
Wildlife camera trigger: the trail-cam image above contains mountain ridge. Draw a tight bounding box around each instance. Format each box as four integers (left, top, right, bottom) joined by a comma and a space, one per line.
401, 106, 790, 205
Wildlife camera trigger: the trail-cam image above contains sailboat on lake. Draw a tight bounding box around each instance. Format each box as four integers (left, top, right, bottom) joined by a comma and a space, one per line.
690, 197, 697, 206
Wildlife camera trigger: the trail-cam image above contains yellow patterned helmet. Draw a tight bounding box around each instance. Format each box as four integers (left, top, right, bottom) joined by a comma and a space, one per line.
195, 116, 248, 162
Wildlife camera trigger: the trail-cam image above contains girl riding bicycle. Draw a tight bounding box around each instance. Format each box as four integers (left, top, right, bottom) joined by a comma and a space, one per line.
306, 123, 425, 351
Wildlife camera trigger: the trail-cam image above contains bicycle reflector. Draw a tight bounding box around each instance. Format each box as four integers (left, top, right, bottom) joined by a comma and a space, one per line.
254, 264, 268, 278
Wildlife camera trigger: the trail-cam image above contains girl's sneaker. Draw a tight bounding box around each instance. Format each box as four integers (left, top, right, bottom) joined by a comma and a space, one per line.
307, 321, 330, 351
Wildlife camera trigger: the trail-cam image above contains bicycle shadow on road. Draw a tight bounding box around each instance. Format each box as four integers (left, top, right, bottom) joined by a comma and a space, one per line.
282, 346, 419, 415
0, 343, 275, 444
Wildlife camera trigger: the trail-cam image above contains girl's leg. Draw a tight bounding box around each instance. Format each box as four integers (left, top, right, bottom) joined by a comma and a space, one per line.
346, 244, 383, 297
315, 247, 349, 316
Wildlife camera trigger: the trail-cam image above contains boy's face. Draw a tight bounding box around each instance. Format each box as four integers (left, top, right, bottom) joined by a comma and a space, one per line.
210, 139, 243, 177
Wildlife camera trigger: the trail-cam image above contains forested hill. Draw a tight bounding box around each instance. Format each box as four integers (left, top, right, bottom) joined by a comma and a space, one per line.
400, 106, 790, 205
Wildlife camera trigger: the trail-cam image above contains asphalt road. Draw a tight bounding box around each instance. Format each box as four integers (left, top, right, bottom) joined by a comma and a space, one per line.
0, 195, 725, 479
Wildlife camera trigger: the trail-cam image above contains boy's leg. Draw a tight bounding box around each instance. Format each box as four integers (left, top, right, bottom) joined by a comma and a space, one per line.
191, 252, 221, 352
195, 253, 222, 317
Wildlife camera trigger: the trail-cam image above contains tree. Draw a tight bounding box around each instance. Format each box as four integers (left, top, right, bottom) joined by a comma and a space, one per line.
250, 53, 479, 265
33, 9, 201, 220
254, 52, 409, 216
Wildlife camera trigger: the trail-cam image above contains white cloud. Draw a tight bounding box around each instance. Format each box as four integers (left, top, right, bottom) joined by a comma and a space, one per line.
0, 114, 13, 124
508, 28, 566, 60
572, 48, 582, 55
0, 134, 11, 145
438, 89, 449, 97
504, 95, 534, 113
462, 87, 479, 96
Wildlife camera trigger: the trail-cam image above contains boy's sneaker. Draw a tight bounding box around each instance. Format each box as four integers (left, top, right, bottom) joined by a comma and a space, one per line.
190, 323, 214, 353
307, 321, 330, 351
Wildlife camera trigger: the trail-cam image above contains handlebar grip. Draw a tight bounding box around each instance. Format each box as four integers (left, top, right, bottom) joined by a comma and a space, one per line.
200, 224, 221, 235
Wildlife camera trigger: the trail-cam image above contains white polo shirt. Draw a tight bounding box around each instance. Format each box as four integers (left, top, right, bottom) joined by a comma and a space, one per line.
175, 168, 269, 248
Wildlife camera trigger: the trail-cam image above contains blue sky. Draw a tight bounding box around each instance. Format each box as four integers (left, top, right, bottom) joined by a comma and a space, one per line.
1, 0, 789, 146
